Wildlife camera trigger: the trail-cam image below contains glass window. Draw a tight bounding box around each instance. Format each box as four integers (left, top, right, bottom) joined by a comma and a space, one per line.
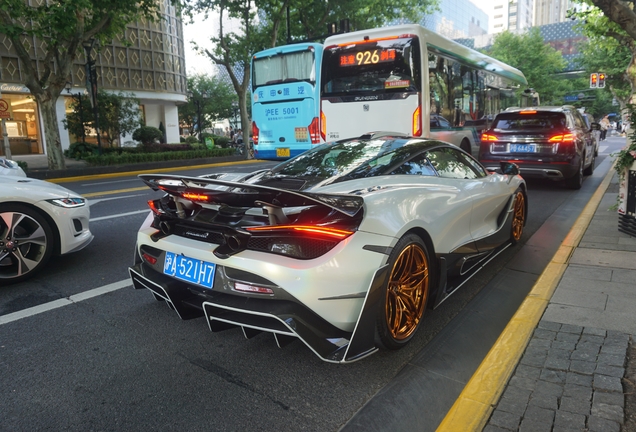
253, 50, 315, 88
426, 147, 481, 179
390, 153, 437, 176
492, 112, 567, 131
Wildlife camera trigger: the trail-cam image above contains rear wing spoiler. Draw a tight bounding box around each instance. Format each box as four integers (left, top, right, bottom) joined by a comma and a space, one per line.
139, 174, 364, 217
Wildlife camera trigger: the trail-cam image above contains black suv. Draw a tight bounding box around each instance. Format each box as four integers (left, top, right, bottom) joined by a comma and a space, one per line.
479, 106, 599, 189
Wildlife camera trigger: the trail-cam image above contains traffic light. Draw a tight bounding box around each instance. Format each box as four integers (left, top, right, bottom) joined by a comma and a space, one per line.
590, 73, 598, 88
598, 73, 606, 88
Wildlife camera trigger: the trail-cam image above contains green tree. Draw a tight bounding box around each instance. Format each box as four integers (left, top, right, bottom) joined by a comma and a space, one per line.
180, 74, 236, 139
185, 0, 439, 158
64, 91, 142, 147
0, 0, 165, 170
485, 29, 568, 105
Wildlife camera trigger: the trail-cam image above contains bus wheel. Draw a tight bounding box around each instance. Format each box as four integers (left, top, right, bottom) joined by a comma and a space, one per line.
460, 139, 471, 154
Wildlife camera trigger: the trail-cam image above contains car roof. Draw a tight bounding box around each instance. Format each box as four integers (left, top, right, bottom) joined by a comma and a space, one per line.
503, 106, 574, 114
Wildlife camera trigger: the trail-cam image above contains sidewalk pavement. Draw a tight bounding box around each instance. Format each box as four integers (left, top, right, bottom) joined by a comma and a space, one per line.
439, 166, 636, 432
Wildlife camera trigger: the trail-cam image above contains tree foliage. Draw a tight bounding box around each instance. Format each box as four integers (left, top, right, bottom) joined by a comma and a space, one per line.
485, 29, 568, 105
63, 90, 142, 147
180, 74, 236, 138
0, 0, 167, 169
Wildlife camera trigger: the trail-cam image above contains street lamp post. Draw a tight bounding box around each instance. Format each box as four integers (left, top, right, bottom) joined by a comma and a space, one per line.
65, 82, 86, 144
83, 38, 102, 155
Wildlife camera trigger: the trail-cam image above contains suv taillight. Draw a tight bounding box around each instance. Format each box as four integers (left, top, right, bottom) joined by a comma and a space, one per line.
481, 133, 498, 142
548, 133, 574, 143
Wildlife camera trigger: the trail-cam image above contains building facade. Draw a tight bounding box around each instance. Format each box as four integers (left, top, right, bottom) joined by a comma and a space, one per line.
0, 0, 187, 156
534, 0, 575, 26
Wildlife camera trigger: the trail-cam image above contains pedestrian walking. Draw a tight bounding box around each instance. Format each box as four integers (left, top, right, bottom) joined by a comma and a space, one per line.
600, 115, 610, 140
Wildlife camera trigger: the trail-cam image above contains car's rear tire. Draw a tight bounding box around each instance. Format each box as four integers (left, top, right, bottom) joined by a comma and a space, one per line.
375, 234, 432, 350
460, 139, 471, 155
0, 203, 54, 284
565, 157, 583, 190
510, 189, 525, 245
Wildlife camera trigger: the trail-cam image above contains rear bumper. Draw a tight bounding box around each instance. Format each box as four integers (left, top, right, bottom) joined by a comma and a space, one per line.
481, 156, 580, 180
129, 262, 387, 363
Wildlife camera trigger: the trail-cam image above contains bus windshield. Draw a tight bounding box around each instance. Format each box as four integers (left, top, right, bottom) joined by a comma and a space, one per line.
322, 36, 421, 96
252, 50, 316, 88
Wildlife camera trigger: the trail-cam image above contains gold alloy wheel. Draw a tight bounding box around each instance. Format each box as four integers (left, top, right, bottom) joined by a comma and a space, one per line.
385, 243, 429, 341
512, 191, 525, 242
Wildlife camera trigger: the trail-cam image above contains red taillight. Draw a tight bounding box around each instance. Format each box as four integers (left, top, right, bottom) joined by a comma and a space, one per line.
308, 117, 321, 144
252, 121, 259, 145
142, 253, 158, 265
481, 133, 499, 142
246, 225, 353, 239
320, 110, 326, 141
182, 192, 209, 202
147, 199, 163, 215
412, 105, 422, 136
549, 133, 574, 143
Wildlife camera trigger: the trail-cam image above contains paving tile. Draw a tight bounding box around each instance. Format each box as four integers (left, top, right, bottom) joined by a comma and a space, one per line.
497, 396, 528, 417
537, 321, 561, 331
533, 328, 557, 340
528, 393, 558, 410
593, 374, 623, 392
563, 264, 612, 281
594, 364, 625, 378
509, 376, 537, 392
489, 409, 521, 430
558, 396, 591, 416
556, 332, 580, 343
591, 402, 624, 423
515, 364, 541, 380
519, 419, 552, 432
533, 380, 564, 398
539, 369, 566, 384
483, 425, 511, 432
569, 360, 596, 375
587, 415, 620, 432
592, 391, 624, 408
563, 383, 592, 401
611, 268, 636, 284
559, 324, 583, 335
597, 353, 625, 368
570, 348, 599, 362
547, 348, 571, 359
544, 356, 569, 371
523, 405, 555, 425
601, 344, 628, 356
577, 339, 603, 350
524, 345, 549, 357
553, 410, 586, 431
520, 353, 547, 368
528, 338, 552, 349
550, 340, 576, 351
503, 385, 532, 402
582, 327, 607, 337
566, 372, 593, 387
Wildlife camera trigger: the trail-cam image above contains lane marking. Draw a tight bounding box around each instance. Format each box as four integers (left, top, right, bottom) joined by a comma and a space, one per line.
48, 159, 263, 183
436, 161, 616, 432
82, 186, 148, 198
81, 178, 141, 187
0, 279, 132, 325
90, 210, 149, 222
598, 145, 608, 154
89, 194, 148, 206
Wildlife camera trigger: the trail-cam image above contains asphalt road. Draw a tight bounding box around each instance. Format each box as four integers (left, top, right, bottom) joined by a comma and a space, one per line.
0, 137, 624, 431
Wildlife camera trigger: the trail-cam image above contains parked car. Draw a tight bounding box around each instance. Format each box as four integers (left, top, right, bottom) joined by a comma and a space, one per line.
0, 158, 26, 177
0, 176, 93, 283
582, 113, 601, 157
130, 134, 527, 363
479, 106, 599, 189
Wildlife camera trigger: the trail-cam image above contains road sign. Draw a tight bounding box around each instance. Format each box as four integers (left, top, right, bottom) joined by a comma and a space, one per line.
0, 99, 11, 119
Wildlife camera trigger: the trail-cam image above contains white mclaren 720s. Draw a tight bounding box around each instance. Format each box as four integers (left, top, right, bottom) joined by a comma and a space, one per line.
129, 133, 527, 363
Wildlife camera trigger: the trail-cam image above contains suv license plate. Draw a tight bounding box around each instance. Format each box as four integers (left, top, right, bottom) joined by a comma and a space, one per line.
276, 147, 290, 157
509, 144, 536, 153
163, 251, 216, 289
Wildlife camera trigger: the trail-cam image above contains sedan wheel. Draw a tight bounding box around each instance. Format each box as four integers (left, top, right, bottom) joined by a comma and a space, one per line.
565, 157, 583, 190
510, 189, 525, 244
0, 204, 54, 284
375, 234, 431, 349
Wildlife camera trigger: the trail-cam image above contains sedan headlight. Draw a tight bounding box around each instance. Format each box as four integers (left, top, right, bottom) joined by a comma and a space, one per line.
47, 197, 86, 208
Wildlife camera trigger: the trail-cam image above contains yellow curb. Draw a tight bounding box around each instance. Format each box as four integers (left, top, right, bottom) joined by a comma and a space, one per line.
436, 164, 616, 432
46, 159, 263, 183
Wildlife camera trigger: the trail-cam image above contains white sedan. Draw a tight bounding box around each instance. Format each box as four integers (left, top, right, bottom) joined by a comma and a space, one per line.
130, 135, 527, 363
0, 176, 93, 283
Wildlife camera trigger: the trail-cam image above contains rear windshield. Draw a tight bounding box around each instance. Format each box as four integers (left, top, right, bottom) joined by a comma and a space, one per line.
492, 112, 567, 131
252, 49, 316, 89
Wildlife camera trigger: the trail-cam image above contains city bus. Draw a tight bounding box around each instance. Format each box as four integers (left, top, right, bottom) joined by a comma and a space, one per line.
320, 24, 529, 158
251, 42, 324, 160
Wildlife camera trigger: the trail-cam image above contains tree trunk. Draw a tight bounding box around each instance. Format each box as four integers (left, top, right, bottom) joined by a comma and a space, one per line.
239, 87, 252, 159
36, 91, 66, 170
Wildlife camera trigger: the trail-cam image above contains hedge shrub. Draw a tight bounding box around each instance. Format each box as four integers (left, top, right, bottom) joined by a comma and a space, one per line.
84, 148, 236, 166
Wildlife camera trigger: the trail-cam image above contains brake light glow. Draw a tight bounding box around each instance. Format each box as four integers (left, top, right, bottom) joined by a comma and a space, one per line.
481, 133, 499, 142
142, 253, 158, 265
549, 133, 574, 143
308, 117, 321, 144
519, 110, 537, 114
412, 105, 422, 136
252, 121, 259, 145
233, 282, 274, 295
147, 199, 163, 215
182, 192, 209, 202
320, 110, 326, 141
246, 225, 354, 239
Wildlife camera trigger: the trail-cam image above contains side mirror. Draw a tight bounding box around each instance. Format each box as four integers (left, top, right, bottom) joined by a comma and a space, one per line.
590, 122, 601, 131
500, 161, 520, 176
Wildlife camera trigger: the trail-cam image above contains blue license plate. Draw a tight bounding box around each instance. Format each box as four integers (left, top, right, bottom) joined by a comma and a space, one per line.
509, 144, 536, 153
163, 251, 216, 289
